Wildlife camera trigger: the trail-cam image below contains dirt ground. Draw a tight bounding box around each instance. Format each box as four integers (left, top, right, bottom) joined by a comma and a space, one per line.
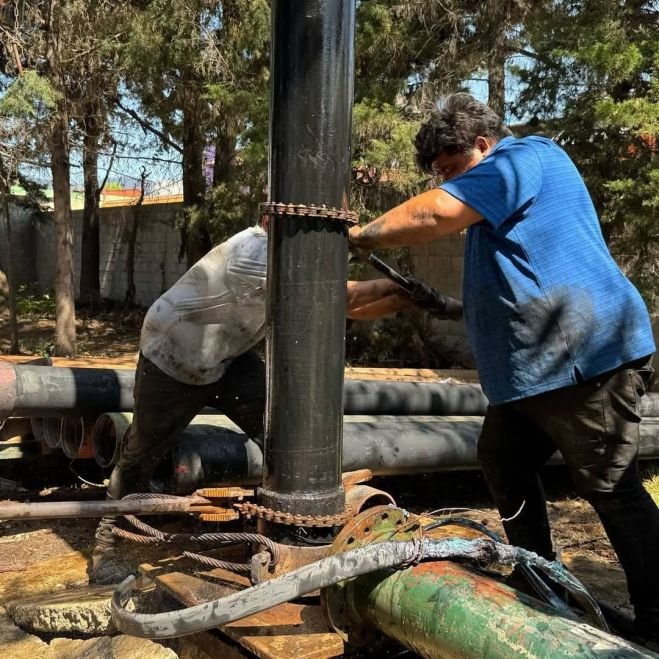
0, 307, 657, 656
0, 307, 143, 358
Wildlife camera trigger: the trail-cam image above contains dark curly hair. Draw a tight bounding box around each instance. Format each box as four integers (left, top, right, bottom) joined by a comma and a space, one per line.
414, 93, 512, 173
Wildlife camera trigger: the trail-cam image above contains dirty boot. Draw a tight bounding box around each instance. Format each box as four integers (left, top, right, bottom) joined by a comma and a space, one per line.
88, 516, 131, 585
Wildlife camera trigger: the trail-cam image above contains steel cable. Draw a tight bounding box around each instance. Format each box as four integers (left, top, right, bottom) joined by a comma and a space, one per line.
182, 551, 251, 574
117, 516, 280, 565
112, 536, 612, 640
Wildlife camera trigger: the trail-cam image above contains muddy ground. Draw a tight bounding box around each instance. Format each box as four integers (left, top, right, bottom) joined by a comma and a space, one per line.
1, 308, 658, 657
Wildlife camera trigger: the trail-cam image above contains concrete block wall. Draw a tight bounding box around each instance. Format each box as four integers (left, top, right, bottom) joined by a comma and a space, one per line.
0, 203, 36, 286
33, 203, 187, 307
410, 233, 472, 363
5, 199, 658, 378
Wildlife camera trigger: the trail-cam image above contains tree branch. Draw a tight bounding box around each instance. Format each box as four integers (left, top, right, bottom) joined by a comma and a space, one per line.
96, 139, 116, 202
112, 96, 183, 154
511, 47, 559, 69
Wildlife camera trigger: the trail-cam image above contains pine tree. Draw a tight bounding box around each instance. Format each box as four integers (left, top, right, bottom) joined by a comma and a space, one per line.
512, 0, 659, 311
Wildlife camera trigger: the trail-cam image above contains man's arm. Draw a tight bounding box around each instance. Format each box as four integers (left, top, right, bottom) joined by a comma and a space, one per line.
346, 279, 414, 319
347, 294, 412, 320
349, 188, 482, 251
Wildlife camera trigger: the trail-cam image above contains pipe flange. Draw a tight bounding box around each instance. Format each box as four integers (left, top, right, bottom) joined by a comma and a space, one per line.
234, 501, 355, 528
259, 201, 359, 225
320, 506, 422, 648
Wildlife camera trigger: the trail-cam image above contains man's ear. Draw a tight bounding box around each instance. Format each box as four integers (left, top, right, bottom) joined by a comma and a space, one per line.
474, 136, 492, 154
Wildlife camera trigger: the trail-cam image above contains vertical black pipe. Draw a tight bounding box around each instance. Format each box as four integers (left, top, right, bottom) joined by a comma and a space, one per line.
259, 0, 355, 517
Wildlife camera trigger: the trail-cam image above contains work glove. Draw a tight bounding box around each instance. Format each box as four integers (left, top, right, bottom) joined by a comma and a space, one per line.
406, 277, 464, 320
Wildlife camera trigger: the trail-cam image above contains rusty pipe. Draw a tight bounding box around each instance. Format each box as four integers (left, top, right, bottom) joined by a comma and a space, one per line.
0, 495, 209, 520
325, 560, 653, 658
60, 416, 95, 459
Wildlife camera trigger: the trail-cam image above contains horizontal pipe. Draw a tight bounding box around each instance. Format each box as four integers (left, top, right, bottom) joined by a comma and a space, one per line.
111, 532, 651, 655
30, 417, 63, 449
3, 363, 658, 417
0, 362, 135, 417
152, 416, 659, 492
60, 416, 95, 459
333, 559, 653, 658
0, 496, 207, 521
92, 412, 132, 467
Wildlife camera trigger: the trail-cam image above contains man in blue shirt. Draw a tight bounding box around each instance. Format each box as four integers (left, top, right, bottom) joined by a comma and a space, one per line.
349, 93, 658, 645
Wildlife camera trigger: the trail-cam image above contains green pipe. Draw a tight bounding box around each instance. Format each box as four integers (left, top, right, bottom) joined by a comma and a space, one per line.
332, 561, 655, 658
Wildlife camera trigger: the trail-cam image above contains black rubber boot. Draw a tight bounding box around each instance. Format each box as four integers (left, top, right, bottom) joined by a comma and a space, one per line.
635, 609, 659, 652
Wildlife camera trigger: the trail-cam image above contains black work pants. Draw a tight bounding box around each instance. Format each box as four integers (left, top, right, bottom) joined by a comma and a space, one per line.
478, 360, 659, 620
107, 351, 265, 499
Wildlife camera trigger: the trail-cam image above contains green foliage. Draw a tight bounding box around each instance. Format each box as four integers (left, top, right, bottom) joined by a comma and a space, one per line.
16, 285, 56, 318
13, 173, 49, 222
120, 0, 271, 248
0, 71, 58, 118
513, 0, 659, 312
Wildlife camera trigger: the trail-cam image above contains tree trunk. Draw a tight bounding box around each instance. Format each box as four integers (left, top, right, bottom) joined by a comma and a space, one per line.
1, 191, 19, 353
47, 0, 76, 357
51, 110, 77, 358
79, 105, 101, 306
487, 33, 506, 117
181, 99, 210, 269
124, 168, 148, 308
212, 123, 237, 186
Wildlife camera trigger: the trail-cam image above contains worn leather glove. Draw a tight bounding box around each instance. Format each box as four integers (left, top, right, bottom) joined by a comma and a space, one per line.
406, 277, 463, 320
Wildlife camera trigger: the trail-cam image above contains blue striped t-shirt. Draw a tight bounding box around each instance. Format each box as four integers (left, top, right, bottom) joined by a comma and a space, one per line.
441, 135, 655, 405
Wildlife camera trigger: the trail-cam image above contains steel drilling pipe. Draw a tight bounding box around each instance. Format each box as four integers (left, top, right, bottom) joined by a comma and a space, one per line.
30, 417, 63, 448
324, 558, 653, 657
0, 362, 134, 417
60, 416, 95, 459
92, 413, 245, 471
150, 416, 659, 492
3, 361, 659, 418
259, 0, 357, 518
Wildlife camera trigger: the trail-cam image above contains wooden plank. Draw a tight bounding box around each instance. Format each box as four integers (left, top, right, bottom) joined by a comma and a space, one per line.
0, 356, 479, 382
0, 355, 137, 369
344, 366, 479, 383
156, 571, 344, 659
